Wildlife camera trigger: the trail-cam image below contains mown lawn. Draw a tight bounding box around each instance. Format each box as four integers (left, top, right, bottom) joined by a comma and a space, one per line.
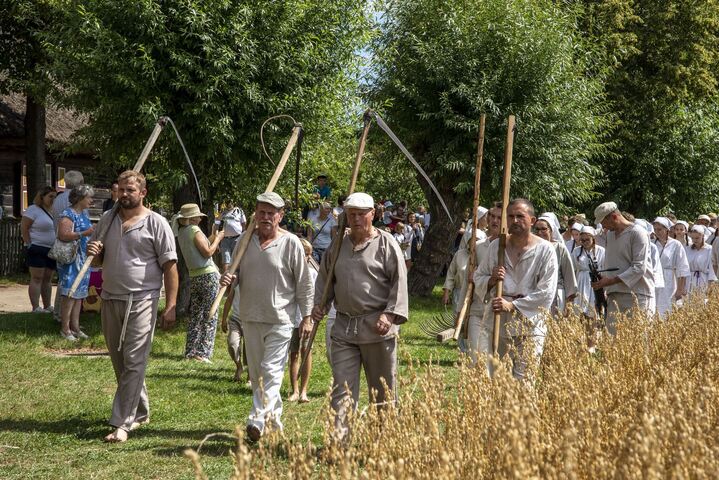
0, 287, 456, 479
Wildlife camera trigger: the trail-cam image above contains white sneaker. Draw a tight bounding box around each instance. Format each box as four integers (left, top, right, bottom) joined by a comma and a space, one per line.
74, 330, 89, 340
60, 331, 78, 341
32, 307, 45, 313
42, 307, 55, 314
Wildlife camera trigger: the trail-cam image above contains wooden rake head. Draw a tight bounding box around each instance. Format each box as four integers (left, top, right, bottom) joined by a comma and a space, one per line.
418, 307, 457, 342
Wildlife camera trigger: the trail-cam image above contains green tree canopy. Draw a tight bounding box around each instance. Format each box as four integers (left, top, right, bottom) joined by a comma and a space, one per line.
43, 0, 372, 209
370, 0, 609, 294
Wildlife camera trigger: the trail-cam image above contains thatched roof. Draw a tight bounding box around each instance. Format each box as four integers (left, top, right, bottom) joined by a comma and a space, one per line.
0, 92, 87, 144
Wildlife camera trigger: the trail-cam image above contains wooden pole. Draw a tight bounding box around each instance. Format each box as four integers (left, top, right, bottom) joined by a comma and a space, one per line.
68, 117, 168, 298
453, 114, 486, 340
492, 115, 515, 357
300, 109, 372, 370
208, 125, 302, 318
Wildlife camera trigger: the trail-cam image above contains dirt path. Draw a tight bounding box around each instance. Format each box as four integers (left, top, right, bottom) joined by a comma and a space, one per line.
0, 283, 34, 313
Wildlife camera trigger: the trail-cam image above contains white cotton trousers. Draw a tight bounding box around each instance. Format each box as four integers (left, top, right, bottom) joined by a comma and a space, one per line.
467, 311, 546, 380
243, 322, 293, 433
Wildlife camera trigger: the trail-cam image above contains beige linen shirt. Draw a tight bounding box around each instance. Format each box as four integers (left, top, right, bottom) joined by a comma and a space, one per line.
315, 229, 409, 343
92, 211, 177, 300
603, 224, 655, 297
474, 238, 558, 337
236, 231, 313, 325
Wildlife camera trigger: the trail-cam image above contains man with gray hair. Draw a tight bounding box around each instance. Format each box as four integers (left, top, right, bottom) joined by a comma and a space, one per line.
591, 202, 655, 334
219, 192, 314, 442
51, 170, 85, 321
305, 192, 408, 441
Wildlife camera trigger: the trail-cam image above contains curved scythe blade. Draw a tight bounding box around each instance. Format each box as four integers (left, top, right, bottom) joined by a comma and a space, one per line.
371, 111, 453, 222
164, 117, 204, 210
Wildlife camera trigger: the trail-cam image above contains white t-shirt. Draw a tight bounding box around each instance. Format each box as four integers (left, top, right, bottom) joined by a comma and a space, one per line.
221, 207, 246, 237
23, 205, 56, 248
310, 215, 337, 250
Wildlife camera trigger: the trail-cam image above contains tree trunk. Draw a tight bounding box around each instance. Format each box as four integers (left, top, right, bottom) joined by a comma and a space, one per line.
408, 188, 464, 297
172, 183, 198, 317
25, 94, 46, 202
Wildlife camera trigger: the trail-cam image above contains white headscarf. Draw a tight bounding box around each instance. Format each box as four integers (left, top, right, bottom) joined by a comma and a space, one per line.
580, 225, 596, 236
537, 212, 563, 243
652, 217, 673, 231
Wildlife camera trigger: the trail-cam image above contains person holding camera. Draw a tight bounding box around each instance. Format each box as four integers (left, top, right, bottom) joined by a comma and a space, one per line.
176, 203, 224, 363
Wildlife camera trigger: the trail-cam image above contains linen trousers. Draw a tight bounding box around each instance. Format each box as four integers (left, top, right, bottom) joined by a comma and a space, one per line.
102, 297, 158, 431
330, 336, 397, 438
243, 321, 293, 433
606, 292, 653, 335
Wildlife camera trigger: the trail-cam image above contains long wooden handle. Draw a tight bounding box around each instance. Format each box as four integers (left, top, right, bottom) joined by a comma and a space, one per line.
209, 125, 301, 318
453, 114, 486, 340
492, 115, 515, 356
300, 111, 372, 369
68, 118, 167, 298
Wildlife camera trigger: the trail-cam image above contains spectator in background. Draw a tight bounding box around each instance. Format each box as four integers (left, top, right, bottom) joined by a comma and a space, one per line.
373, 202, 385, 228
103, 183, 119, 212
407, 212, 425, 261
51, 170, 84, 321
57, 185, 95, 341
416, 205, 430, 229
333, 195, 346, 218
21, 186, 57, 313
219, 203, 247, 273
288, 238, 318, 403
314, 174, 331, 200
307, 202, 337, 263
176, 203, 223, 362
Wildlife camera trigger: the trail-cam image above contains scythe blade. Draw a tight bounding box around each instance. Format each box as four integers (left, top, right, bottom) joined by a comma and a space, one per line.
371, 111, 453, 223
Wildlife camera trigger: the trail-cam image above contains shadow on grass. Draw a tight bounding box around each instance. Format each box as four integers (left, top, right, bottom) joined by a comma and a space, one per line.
0, 312, 101, 338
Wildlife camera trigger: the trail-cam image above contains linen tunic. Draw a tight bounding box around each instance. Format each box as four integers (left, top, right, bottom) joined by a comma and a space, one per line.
315, 229, 408, 344
235, 231, 313, 325
571, 245, 606, 317
685, 244, 717, 293
93, 211, 177, 300
474, 238, 558, 339
603, 224, 655, 297
444, 247, 470, 313
653, 238, 690, 317
554, 242, 578, 312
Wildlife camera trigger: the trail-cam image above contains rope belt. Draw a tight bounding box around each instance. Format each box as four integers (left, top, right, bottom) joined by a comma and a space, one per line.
118, 292, 134, 352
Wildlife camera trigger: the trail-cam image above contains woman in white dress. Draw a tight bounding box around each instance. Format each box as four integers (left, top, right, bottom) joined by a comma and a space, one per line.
535, 214, 577, 315
571, 226, 605, 351
652, 217, 690, 318
672, 220, 692, 247
571, 226, 606, 317
685, 225, 717, 295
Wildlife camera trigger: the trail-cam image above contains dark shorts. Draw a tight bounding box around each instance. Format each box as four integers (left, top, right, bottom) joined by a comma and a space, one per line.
26, 244, 56, 270
289, 327, 301, 353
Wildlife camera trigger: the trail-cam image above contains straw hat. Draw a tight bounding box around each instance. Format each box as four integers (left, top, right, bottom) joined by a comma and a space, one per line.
177, 203, 206, 219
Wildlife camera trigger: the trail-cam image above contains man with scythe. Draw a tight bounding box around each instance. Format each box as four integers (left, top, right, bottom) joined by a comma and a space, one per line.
219, 192, 314, 442
304, 192, 408, 441
474, 198, 557, 380
87, 170, 179, 443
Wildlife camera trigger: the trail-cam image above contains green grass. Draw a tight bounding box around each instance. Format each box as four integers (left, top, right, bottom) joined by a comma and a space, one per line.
0, 287, 455, 479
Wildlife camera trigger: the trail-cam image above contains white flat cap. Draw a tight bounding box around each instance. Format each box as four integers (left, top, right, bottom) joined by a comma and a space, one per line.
345, 192, 375, 209
256, 192, 285, 209
697, 214, 711, 222
594, 201, 618, 224
571, 222, 584, 231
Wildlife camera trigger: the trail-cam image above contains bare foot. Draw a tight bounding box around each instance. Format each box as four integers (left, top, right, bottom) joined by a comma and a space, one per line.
288, 392, 299, 402
104, 428, 128, 443
299, 394, 310, 403
233, 365, 244, 382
